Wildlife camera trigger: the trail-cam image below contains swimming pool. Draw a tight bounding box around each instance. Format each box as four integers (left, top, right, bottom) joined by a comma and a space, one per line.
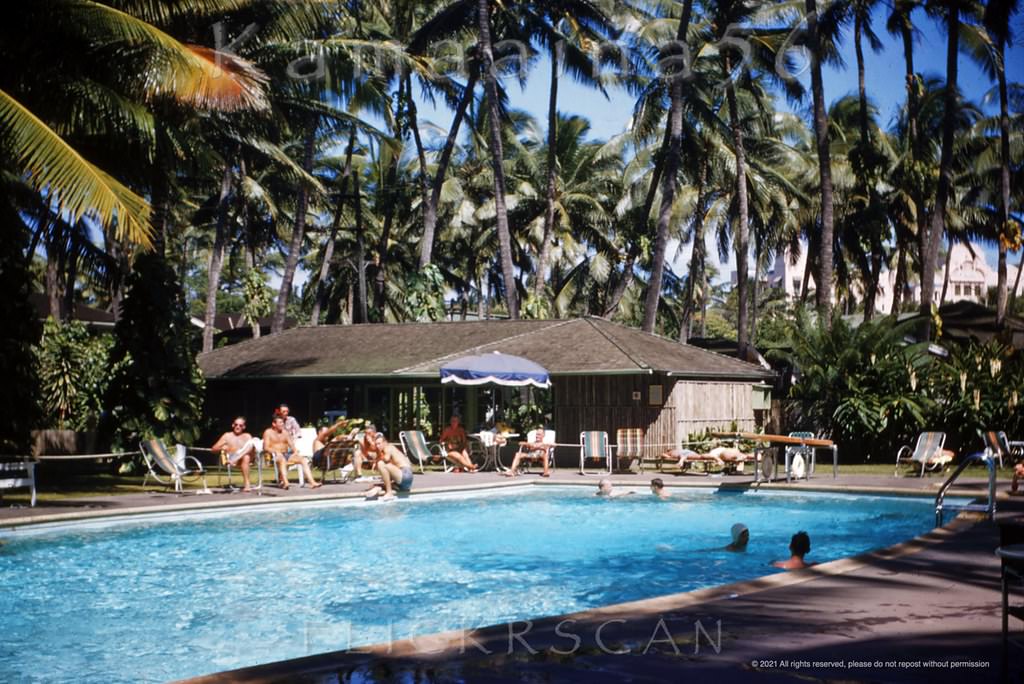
0, 485, 955, 683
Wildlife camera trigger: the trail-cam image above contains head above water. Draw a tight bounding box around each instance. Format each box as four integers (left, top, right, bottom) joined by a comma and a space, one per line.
650, 478, 664, 491
790, 531, 810, 557
598, 478, 613, 494
730, 523, 749, 548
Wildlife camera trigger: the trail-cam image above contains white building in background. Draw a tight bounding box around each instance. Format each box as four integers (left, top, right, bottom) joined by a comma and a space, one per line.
761, 242, 1024, 312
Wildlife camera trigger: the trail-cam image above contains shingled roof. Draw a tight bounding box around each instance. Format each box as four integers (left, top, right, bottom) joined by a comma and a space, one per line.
198, 317, 773, 381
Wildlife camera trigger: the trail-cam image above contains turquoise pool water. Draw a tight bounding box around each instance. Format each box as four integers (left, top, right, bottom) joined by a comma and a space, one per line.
0, 486, 953, 682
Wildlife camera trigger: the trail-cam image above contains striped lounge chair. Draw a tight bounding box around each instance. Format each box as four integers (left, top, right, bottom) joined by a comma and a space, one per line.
615, 428, 646, 472
579, 430, 611, 476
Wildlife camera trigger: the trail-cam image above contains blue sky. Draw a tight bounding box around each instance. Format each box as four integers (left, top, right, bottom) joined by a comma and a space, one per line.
410, 11, 1024, 281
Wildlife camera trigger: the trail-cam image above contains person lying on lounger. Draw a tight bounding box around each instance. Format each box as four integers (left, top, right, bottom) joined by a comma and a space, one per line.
263, 414, 321, 490
364, 433, 414, 502
212, 416, 256, 492
671, 446, 753, 470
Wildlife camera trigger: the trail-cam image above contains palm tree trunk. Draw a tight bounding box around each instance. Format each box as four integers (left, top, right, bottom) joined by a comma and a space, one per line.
855, 12, 870, 146
642, 0, 694, 333
995, 44, 1011, 322
604, 126, 672, 318
891, 243, 907, 315
806, 0, 835, 320
725, 76, 750, 352
419, 72, 478, 267
272, 128, 316, 334
750, 241, 761, 346
535, 49, 561, 300
920, 3, 960, 340
310, 130, 355, 325
201, 162, 233, 353
1010, 250, 1024, 312
680, 156, 708, 342
863, 241, 883, 321
477, 0, 519, 319
354, 164, 368, 325
939, 237, 952, 304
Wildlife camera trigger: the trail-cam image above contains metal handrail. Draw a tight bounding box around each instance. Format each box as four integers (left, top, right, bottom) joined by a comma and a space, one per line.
935, 450, 997, 527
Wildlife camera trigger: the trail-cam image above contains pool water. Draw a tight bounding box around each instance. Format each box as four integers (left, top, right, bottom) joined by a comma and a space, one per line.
0, 486, 952, 683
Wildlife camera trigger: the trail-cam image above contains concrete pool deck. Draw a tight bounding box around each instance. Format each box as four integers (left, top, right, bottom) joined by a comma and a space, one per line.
2, 471, 1021, 682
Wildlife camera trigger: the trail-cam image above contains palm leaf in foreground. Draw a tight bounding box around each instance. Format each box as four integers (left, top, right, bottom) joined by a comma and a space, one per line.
0, 88, 152, 247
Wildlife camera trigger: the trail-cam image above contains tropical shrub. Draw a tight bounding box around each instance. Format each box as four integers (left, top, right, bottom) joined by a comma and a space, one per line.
928, 341, 1024, 454
34, 319, 116, 431
782, 314, 937, 461
103, 253, 205, 449
0, 220, 41, 454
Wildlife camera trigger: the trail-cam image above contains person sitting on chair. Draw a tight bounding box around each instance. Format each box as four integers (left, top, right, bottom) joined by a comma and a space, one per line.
263, 414, 321, 490
772, 531, 813, 569
437, 415, 477, 472
501, 427, 551, 478
364, 433, 414, 501
313, 419, 361, 476
212, 417, 255, 492
277, 404, 302, 440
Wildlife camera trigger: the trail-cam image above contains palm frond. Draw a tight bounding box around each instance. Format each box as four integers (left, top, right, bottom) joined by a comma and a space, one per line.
0, 88, 152, 247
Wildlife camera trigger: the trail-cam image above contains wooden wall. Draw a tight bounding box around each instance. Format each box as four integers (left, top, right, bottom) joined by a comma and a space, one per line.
551, 374, 758, 466
670, 380, 758, 444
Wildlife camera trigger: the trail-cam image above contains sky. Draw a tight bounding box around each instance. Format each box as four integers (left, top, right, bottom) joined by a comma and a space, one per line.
409, 9, 1024, 285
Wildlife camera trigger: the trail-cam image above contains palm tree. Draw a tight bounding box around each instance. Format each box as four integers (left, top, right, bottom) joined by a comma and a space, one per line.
803, 0, 837, 320
0, 1, 269, 250
969, 0, 1020, 321
641, 0, 695, 334
919, 0, 969, 339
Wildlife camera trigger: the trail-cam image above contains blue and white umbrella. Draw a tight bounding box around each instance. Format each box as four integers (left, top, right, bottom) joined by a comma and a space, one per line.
440, 351, 551, 389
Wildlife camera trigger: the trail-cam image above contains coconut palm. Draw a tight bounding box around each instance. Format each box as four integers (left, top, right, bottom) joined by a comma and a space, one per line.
0, 1, 270, 250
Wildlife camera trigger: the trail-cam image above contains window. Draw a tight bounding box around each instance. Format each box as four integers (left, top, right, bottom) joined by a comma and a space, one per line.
955, 284, 961, 296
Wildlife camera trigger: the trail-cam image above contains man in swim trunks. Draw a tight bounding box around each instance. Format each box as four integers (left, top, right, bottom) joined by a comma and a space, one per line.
364, 433, 413, 501
263, 414, 321, 490
212, 416, 255, 492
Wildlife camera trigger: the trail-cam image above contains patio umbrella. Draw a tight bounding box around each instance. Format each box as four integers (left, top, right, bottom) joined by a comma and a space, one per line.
440, 351, 551, 389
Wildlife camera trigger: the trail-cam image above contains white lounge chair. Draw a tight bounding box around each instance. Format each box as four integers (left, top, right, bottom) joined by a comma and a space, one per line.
895, 432, 950, 477
400, 430, 446, 473
140, 439, 210, 494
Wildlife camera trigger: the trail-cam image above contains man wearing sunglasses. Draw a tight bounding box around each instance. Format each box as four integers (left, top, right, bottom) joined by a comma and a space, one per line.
212, 417, 256, 492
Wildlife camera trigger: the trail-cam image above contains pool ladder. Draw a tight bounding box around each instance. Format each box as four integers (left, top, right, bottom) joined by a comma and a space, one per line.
934, 451, 997, 527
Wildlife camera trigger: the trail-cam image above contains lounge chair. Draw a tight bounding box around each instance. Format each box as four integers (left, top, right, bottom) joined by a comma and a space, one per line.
515, 429, 556, 474
140, 439, 210, 494
981, 431, 1023, 469
579, 430, 611, 475
217, 437, 260, 493
400, 430, 446, 474
895, 432, 950, 477
615, 428, 645, 472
